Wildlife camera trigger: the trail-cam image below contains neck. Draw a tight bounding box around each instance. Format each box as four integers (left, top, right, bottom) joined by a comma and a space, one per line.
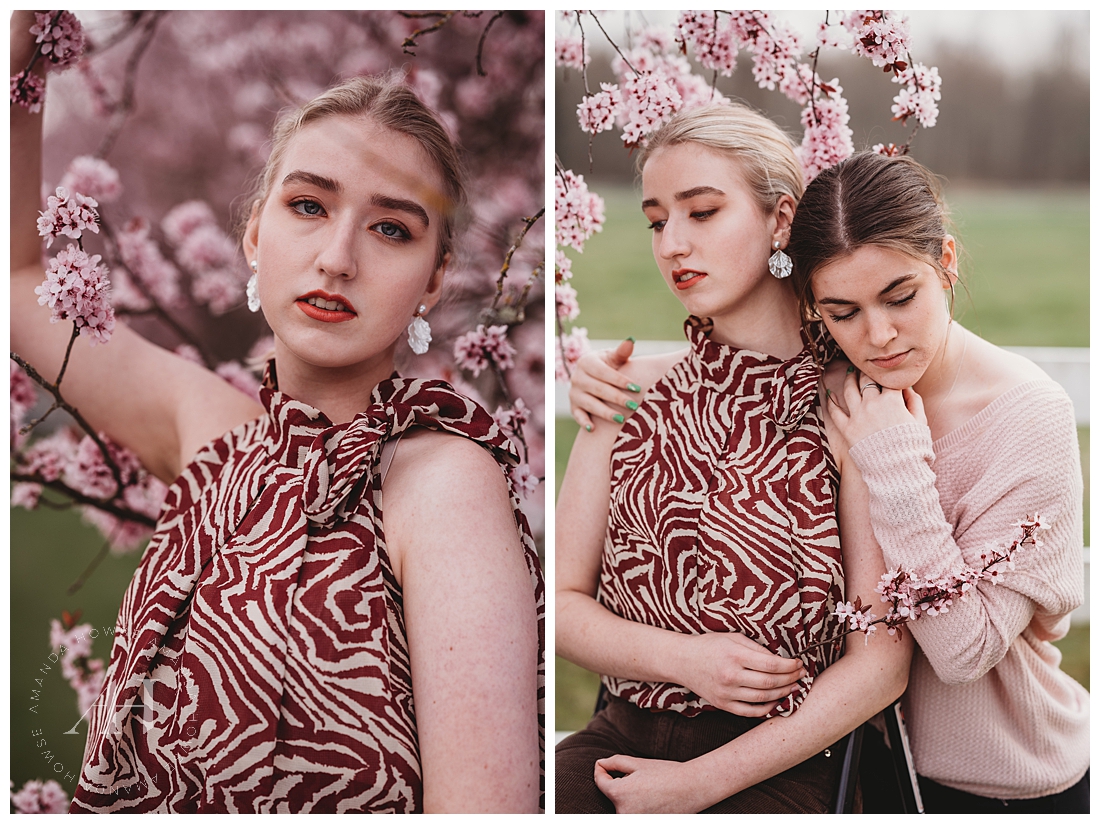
707, 278, 804, 360
272, 343, 398, 424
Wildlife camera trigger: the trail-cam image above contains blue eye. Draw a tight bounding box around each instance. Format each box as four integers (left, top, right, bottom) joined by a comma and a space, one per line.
374, 221, 410, 240
290, 198, 324, 216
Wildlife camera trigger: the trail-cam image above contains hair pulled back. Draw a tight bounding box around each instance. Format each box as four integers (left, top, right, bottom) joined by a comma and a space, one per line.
245, 74, 465, 267
638, 101, 804, 214
787, 152, 953, 325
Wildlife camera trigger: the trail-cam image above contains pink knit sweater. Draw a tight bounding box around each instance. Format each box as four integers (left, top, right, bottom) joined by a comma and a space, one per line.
848, 379, 1089, 799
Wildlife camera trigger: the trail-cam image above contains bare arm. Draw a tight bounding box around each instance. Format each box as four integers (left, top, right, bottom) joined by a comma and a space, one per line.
594, 457, 913, 813
383, 431, 540, 813
556, 406, 806, 718
567, 343, 688, 428
10, 12, 262, 482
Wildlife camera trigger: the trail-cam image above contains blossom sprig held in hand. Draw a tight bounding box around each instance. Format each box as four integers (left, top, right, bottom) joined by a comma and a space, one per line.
10, 10, 87, 111
801, 515, 1051, 655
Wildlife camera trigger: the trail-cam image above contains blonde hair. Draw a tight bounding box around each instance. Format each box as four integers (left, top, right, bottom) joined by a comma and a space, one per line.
244, 75, 465, 267
638, 102, 804, 213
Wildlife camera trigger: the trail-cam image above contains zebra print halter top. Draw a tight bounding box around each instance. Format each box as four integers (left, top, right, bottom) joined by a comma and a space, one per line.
598, 316, 845, 718
73, 366, 544, 812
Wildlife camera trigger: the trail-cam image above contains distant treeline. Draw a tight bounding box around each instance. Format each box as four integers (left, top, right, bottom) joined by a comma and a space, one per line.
556, 40, 1088, 186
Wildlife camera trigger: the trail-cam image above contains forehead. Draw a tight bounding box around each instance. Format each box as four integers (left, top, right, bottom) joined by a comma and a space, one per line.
276, 115, 446, 211
812, 245, 936, 290
642, 143, 749, 198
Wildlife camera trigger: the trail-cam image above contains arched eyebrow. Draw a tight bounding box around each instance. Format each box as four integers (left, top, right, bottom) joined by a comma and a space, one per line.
642, 185, 726, 211
281, 171, 429, 227
817, 274, 918, 306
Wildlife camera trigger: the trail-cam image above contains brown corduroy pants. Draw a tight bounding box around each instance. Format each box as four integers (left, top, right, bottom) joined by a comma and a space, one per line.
555, 694, 846, 814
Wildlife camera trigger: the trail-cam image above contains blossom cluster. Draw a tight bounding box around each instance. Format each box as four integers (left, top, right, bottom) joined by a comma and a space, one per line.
50, 619, 107, 716
843, 10, 911, 73
453, 324, 517, 378
9, 11, 87, 113
891, 62, 942, 128
10, 779, 70, 814
37, 186, 99, 248
829, 515, 1051, 646
35, 244, 115, 346
555, 171, 604, 253
163, 200, 245, 315
11, 361, 38, 447
14, 429, 167, 553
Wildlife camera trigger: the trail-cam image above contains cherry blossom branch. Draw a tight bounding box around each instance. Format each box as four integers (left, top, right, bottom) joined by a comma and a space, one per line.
10, 472, 156, 528
489, 208, 544, 321
588, 11, 640, 77
794, 516, 1050, 657
10, 351, 125, 492
9, 11, 63, 105
96, 11, 165, 158
67, 535, 112, 595
399, 11, 458, 55
475, 11, 506, 76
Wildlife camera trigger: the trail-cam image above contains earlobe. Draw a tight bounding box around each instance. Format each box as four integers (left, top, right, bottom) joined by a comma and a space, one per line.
772, 194, 797, 247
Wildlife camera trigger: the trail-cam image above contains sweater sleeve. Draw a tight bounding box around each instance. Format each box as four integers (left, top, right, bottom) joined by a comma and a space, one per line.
847, 382, 1084, 686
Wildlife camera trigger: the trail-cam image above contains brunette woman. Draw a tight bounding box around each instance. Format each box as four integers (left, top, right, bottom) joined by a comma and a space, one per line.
555, 103, 911, 814
11, 12, 541, 813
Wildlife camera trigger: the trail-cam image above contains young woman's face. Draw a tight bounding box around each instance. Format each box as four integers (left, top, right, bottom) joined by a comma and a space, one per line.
244, 114, 448, 373
641, 144, 778, 321
811, 242, 956, 390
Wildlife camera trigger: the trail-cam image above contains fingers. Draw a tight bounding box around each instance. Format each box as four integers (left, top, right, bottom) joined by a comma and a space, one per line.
721, 699, 783, 718
608, 337, 635, 368
572, 407, 594, 433
726, 633, 804, 674
594, 754, 637, 785
903, 386, 928, 426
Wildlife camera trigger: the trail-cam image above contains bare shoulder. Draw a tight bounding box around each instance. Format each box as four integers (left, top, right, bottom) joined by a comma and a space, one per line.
381, 429, 518, 579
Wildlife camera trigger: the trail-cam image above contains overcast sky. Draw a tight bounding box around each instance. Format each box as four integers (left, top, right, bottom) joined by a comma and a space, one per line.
561, 10, 1089, 76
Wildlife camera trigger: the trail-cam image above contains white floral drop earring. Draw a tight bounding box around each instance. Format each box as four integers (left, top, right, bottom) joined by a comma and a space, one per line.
247, 260, 261, 313
407, 304, 431, 354
768, 240, 792, 279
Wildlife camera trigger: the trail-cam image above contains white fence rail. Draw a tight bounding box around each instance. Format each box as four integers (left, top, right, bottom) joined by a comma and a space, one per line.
555, 342, 1090, 425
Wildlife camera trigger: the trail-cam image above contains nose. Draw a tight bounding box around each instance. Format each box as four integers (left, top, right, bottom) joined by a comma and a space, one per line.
656, 216, 690, 262
315, 215, 358, 279
865, 309, 898, 349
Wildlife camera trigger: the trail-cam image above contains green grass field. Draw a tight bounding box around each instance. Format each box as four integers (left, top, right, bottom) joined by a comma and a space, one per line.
556, 186, 1089, 730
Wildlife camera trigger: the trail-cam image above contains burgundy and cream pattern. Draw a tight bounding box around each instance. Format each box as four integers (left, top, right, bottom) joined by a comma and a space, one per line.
72, 365, 545, 813
599, 316, 844, 717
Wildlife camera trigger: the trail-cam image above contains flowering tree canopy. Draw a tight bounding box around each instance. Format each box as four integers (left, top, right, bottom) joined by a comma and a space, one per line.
554, 10, 941, 378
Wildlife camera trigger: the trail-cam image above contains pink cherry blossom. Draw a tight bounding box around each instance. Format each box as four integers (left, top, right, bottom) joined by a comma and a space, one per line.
161, 200, 218, 247
619, 72, 682, 148
116, 217, 184, 309
60, 156, 122, 204
843, 10, 910, 72
11, 779, 70, 814
37, 186, 100, 247
30, 10, 87, 69
453, 324, 516, 377
175, 224, 238, 274
577, 83, 621, 135
555, 326, 590, 382
555, 36, 586, 71
555, 249, 573, 283
18, 428, 78, 484
11, 361, 38, 445
797, 82, 854, 182
191, 268, 245, 315
677, 11, 738, 77
35, 243, 116, 346
508, 462, 539, 499
555, 170, 605, 252
10, 70, 46, 113
891, 63, 942, 128
556, 282, 580, 321
493, 397, 530, 442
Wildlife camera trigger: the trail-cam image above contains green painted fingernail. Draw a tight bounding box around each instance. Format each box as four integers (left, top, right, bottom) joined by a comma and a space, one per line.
627, 383, 641, 393
626, 336, 635, 343
846, 365, 854, 374
585, 424, 593, 432
613, 414, 625, 424
825, 388, 831, 398
626, 400, 639, 411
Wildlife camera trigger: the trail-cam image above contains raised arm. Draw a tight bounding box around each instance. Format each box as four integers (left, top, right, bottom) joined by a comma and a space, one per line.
594, 449, 913, 813
567, 342, 689, 429
383, 430, 540, 812
10, 12, 262, 482
557, 368, 806, 718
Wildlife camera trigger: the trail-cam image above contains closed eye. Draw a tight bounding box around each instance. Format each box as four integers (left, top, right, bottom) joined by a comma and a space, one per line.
889, 291, 917, 307
828, 308, 858, 323
690, 209, 716, 220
